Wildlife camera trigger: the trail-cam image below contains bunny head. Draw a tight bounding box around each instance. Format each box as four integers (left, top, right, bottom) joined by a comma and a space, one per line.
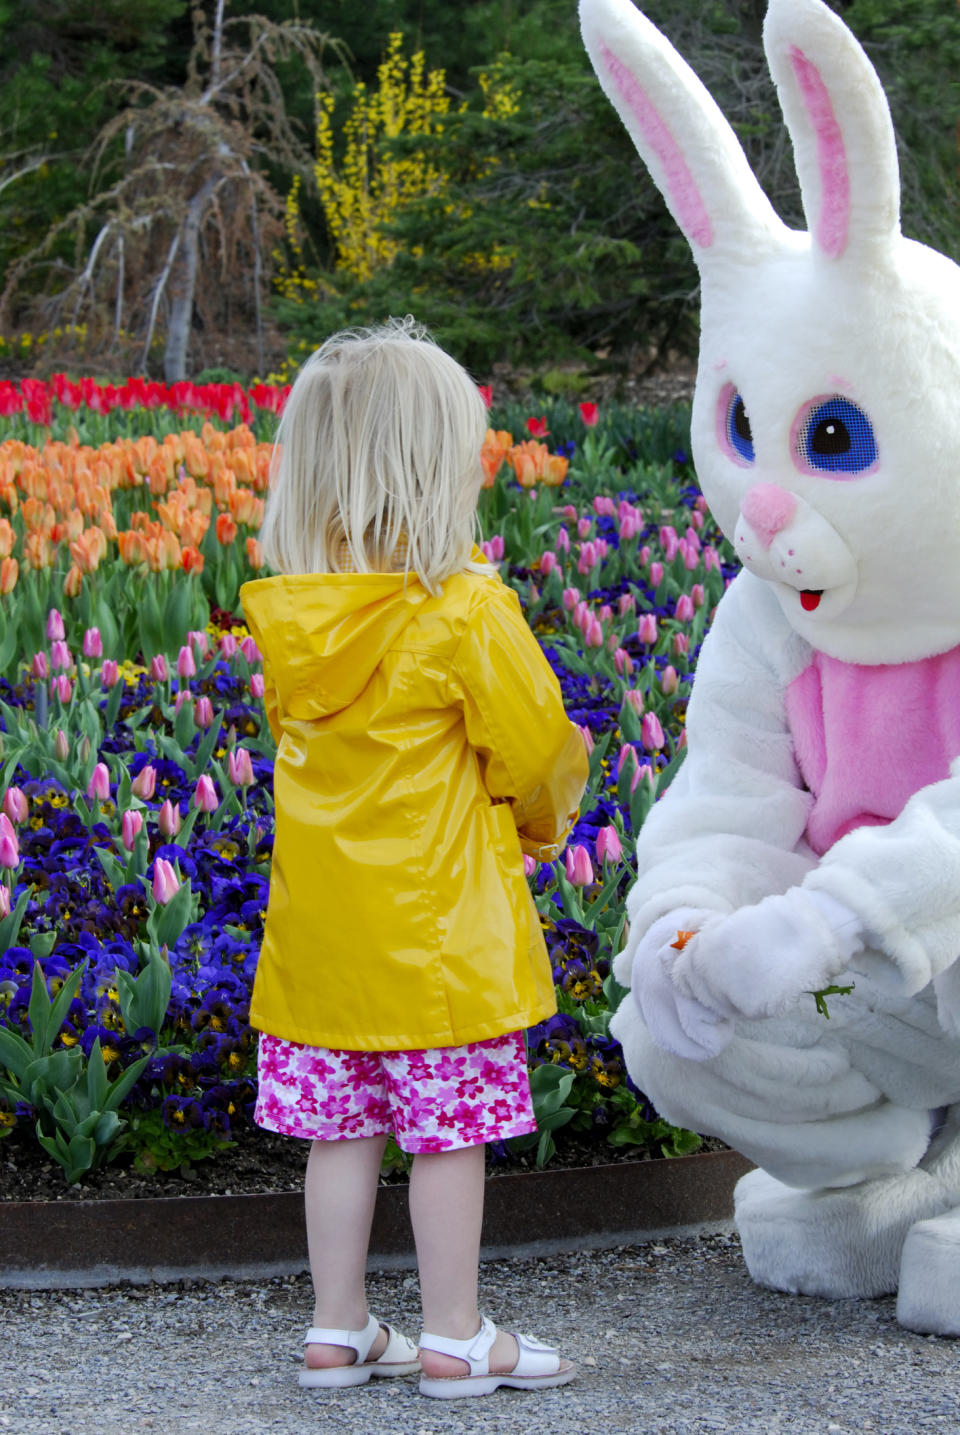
581, 0, 960, 665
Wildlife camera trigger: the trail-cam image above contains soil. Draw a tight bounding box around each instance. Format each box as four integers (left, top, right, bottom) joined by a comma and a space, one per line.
488, 351, 697, 410
0, 1122, 727, 1204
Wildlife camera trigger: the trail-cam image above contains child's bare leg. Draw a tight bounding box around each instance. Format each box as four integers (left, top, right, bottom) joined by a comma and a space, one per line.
304, 1134, 388, 1369
409, 1145, 519, 1377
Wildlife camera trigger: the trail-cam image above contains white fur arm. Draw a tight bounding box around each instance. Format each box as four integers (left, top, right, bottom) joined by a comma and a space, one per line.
628, 573, 816, 932
805, 756, 960, 996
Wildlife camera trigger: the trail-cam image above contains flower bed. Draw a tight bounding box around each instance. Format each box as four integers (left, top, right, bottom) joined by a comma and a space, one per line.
0, 389, 737, 1190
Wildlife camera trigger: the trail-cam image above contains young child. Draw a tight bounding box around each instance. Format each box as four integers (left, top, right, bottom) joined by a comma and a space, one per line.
239, 319, 588, 1400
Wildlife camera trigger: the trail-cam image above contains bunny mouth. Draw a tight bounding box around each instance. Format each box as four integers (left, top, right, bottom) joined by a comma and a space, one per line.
799, 589, 824, 612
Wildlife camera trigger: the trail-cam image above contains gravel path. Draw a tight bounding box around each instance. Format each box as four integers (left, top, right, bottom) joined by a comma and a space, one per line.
2, 1233, 957, 1434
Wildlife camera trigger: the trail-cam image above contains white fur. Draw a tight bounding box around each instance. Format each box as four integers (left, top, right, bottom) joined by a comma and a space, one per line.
582, 0, 960, 1333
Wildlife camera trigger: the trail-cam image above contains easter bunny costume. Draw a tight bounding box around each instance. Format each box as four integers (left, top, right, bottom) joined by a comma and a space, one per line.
581, 0, 960, 1334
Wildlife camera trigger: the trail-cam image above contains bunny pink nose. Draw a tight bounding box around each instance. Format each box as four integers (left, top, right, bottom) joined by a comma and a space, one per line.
740, 483, 797, 549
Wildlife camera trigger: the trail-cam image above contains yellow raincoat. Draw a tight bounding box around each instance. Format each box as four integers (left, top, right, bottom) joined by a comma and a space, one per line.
239, 560, 588, 1050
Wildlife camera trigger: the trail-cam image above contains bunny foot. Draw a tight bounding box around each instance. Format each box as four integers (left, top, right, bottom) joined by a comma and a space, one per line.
896, 1208, 960, 1335
734, 1164, 953, 1300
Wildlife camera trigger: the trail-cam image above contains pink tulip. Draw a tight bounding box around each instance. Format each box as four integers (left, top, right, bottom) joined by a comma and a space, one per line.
649, 561, 664, 588
555, 527, 570, 554
661, 665, 679, 695
619, 512, 642, 541
522, 853, 538, 877
150, 654, 168, 681
659, 526, 679, 560
194, 696, 214, 729
632, 763, 656, 793
240, 636, 261, 664
100, 659, 120, 688
0, 885, 9, 918
641, 712, 665, 753
228, 748, 255, 788
220, 632, 239, 659
691, 508, 705, 529
565, 844, 594, 886
52, 674, 72, 702
82, 628, 103, 659
51, 640, 72, 671
623, 688, 644, 715
599, 604, 613, 623
562, 504, 578, 522
576, 517, 592, 540
617, 744, 638, 778
2, 787, 27, 825
684, 525, 702, 552
31, 652, 48, 680
691, 584, 705, 609
703, 546, 721, 572
121, 809, 143, 852
585, 616, 604, 648
578, 724, 594, 755
152, 857, 180, 905
188, 629, 209, 657
176, 645, 195, 680
193, 774, 218, 812
637, 614, 658, 646
250, 673, 265, 700
562, 587, 580, 612
132, 765, 157, 800
0, 813, 19, 869
673, 633, 690, 656
86, 763, 110, 801
158, 799, 182, 837
174, 690, 193, 714
595, 826, 623, 864
681, 542, 700, 572
539, 550, 558, 576
614, 647, 633, 676
593, 496, 616, 517
46, 608, 65, 641
675, 593, 694, 623
618, 593, 636, 616
639, 545, 651, 567
54, 729, 69, 761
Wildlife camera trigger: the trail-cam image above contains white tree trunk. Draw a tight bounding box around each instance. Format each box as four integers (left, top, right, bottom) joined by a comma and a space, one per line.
163, 173, 219, 383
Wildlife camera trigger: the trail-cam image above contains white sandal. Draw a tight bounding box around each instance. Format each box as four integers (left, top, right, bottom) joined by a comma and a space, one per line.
418, 1314, 576, 1399
299, 1312, 420, 1388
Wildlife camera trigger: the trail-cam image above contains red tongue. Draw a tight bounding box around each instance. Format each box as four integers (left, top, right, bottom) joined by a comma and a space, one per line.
800, 590, 823, 612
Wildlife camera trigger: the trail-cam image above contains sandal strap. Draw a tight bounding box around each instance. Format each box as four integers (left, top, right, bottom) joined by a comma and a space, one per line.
418, 1315, 497, 1375
512, 1330, 563, 1378
304, 1312, 380, 1363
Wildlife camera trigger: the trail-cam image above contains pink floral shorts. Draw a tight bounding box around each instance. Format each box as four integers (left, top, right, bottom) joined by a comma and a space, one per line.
254, 1030, 537, 1153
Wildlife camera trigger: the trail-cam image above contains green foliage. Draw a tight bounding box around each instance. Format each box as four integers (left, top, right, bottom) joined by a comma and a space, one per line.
0, 960, 151, 1183
122, 1106, 233, 1175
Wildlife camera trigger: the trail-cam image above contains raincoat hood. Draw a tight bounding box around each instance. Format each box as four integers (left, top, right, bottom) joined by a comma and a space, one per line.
241, 573, 433, 719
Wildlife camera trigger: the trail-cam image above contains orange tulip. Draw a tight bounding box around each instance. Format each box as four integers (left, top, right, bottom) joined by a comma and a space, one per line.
216, 512, 237, 546
117, 530, 147, 566
181, 546, 205, 575
245, 536, 264, 570
23, 532, 53, 569
229, 486, 257, 525
179, 510, 210, 548
480, 429, 513, 488
541, 453, 569, 486
0, 518, 14, 558
183, 435, 209, 479
0, 556, 18, 593
63, 563, 83, 598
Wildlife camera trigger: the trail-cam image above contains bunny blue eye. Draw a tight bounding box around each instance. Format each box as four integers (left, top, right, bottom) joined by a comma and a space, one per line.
795, 396, 877, 475
719, 388, 755, 464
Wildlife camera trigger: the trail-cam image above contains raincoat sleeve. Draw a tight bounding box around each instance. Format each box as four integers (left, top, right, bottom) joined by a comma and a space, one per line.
450, 584, 589, 860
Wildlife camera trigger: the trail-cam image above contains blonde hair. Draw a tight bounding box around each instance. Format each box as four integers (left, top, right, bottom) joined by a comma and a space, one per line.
259, 317, 488, 592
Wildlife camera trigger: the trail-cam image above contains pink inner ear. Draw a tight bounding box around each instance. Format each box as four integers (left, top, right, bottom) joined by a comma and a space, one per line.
788, 45, 849, 259
600, 42, 713, 249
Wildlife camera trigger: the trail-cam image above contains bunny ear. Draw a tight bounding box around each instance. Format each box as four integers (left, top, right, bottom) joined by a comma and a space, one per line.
764, 0, 900, 261
580, 0, 787, 265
